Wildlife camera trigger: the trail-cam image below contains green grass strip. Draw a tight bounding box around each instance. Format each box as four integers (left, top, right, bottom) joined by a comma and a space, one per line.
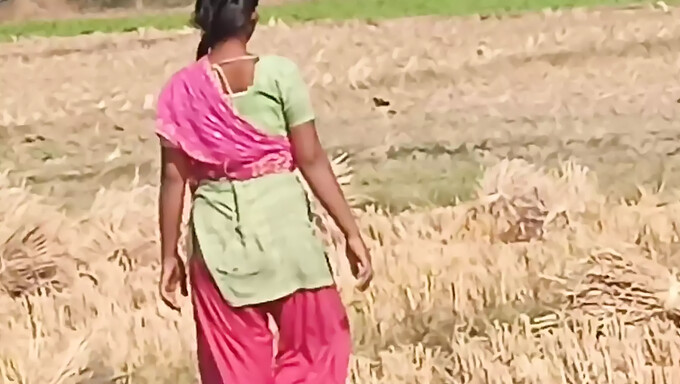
0, 13, 189, 39
0, 0, 671, 41
264, 0, 662, 20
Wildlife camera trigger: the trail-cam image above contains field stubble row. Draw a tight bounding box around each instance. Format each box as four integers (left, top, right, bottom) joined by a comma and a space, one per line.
3, 157, 680, 382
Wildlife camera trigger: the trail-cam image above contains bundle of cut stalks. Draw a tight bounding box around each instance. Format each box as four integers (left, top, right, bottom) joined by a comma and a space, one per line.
0, 225, 77, 298
470, 159, 596, 243
563, 248, 680, 324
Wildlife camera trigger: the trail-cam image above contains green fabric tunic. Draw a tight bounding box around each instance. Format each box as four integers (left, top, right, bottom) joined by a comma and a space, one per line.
189, 55, 335, 307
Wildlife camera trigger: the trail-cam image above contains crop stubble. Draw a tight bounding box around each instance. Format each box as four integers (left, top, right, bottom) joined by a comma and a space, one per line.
2, 6, 680, 383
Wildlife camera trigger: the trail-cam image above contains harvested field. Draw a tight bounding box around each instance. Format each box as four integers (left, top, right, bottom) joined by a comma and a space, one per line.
2, 5, 680, 383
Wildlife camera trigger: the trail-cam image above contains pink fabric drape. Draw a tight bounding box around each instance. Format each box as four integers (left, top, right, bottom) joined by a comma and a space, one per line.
155, 56, 294, 181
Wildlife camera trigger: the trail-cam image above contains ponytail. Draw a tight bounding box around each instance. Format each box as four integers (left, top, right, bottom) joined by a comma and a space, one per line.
196, 33, 211, 59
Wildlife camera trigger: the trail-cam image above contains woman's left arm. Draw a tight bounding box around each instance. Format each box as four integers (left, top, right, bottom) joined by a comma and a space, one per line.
158, 145, 190, 310
159, 146, 190, 260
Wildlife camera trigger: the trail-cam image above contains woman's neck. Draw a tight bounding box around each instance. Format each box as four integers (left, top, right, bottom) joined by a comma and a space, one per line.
209, 39, 250, 62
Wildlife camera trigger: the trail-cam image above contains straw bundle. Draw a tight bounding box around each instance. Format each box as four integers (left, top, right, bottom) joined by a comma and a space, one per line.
563, 248, 680, 324
472, 159, 596, 243
0, 225, 76, 298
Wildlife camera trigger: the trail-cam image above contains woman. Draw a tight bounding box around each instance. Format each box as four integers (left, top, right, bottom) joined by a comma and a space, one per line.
155, 0, 373, 383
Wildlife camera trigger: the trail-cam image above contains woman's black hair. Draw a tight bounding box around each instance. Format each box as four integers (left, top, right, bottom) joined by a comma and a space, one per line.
193, 0, 259, 59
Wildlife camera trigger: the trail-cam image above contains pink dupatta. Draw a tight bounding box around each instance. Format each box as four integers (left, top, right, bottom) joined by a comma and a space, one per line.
155, 56, 294, 181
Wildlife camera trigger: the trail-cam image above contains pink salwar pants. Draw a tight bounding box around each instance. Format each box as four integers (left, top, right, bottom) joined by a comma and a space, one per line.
189, 258, 352, 384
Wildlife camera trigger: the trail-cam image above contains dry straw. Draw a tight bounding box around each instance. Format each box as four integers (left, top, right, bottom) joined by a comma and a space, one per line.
4, 155, 680, 383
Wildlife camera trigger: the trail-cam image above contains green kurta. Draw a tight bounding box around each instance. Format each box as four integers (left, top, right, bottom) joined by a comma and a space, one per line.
189, 55, 335, 307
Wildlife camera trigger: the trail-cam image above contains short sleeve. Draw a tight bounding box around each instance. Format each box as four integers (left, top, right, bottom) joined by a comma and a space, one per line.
279, 59, 315, 128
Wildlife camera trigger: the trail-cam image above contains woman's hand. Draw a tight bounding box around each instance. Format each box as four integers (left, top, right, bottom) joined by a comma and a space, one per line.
159, 253, 188, 311
345, 235, 373, 291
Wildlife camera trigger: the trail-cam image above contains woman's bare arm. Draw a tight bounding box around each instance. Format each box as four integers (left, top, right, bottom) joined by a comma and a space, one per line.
290, 121, 373, 289
289, 121, 360, 239
159, 146, 190, 260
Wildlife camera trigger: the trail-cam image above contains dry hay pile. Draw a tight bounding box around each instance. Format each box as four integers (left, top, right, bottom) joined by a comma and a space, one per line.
0, 174, 84, 299
0, 225, 76, 298
466, 159, 599, 243
564, 247, 680, 324
2, 158, 680, 383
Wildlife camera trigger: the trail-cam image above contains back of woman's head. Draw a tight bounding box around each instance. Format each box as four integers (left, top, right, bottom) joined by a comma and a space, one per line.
193, 0, 259, 58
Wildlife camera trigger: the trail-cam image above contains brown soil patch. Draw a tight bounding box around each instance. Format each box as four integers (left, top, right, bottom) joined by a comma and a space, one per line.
0, 0, 74, 21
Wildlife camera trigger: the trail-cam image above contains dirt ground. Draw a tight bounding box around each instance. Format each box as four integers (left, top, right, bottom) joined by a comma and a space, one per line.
1, 5, 679, 210
0, 0, 73, 20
